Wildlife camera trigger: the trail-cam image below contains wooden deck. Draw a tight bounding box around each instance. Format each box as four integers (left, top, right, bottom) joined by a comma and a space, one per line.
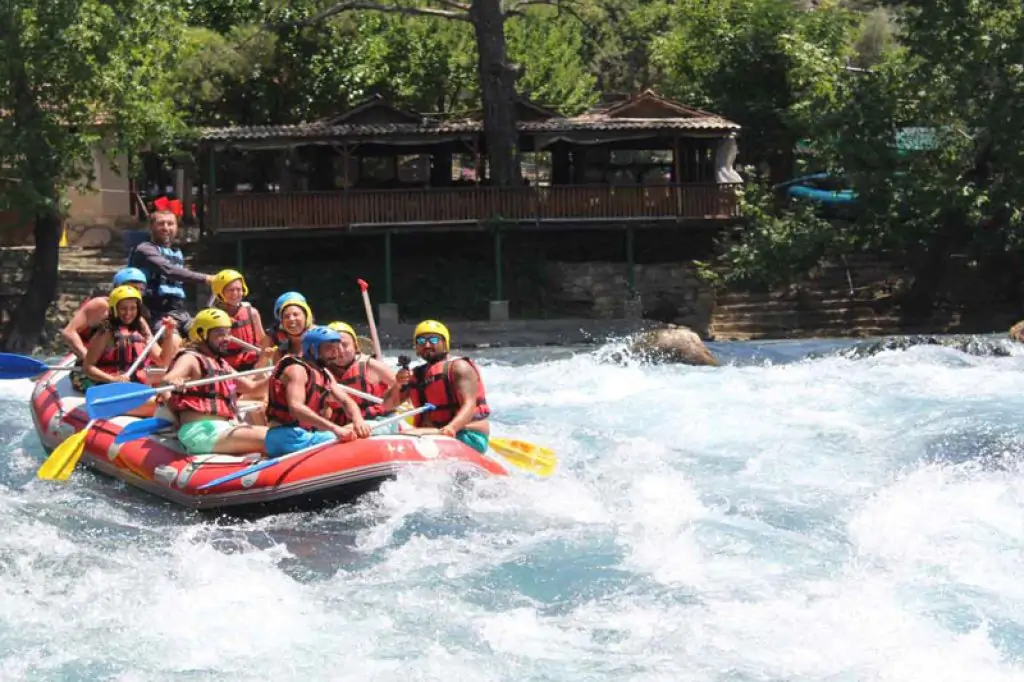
208, 184, 740, 233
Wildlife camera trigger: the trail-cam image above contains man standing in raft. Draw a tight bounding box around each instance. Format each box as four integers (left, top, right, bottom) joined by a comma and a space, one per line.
211, 269, 265, 371
324, 321, 397, 425
62, 267, 149, 362
264, 325, 371, 457
389, 320, 491, 454
161, 309, 269, 456
128, 210, 214, 357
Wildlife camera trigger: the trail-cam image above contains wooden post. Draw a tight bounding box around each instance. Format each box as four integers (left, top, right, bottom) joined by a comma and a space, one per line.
384, 230, 394, 303
673, 134, 684, 216
207, 147, 218, 232
626, 226, 636, 293
493, 227, 504, 300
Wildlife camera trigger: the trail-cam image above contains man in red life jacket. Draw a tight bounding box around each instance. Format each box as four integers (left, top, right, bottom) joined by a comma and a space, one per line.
263, 326, 371, 457
324, 321, 397, 426
389, 320, 491, 454
161, 309, 269, 456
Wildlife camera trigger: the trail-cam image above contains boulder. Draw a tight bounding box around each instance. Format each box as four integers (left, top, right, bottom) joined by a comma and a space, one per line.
627, 325, 720, 366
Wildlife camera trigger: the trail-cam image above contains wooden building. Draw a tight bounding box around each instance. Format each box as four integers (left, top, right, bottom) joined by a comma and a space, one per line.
194, 89, 743, 320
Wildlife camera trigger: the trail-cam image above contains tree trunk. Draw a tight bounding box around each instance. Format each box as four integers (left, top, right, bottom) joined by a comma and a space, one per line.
469, 0, 520, 187
1, 208, 61, 354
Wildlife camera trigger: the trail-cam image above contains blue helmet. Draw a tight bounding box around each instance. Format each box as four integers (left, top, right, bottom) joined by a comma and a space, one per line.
113, 267, 147, 287
301, 326, 341, 363
274, 291, 307, 320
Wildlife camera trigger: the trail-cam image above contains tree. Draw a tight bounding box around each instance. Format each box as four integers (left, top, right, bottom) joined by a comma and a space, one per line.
295, 0, 585, 187
0, 0, 187, 352
652, 0, 856, 181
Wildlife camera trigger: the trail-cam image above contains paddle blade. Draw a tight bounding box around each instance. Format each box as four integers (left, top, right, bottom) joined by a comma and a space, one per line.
114, 417, 174, 444
37, 429, 89, 481
489, 438, 557, 477
86, 382, 157, 420
0, 353, 48, 380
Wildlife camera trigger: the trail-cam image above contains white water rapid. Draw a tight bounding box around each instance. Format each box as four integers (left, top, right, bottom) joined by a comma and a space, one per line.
1, 338, 1022, 681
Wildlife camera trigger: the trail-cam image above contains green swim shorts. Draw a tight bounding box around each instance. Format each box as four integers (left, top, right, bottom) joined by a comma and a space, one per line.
455, 429, 489, 454
177, 419, 236, 455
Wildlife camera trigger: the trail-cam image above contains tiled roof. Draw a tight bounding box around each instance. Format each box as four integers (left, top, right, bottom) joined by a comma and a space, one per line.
198, 116, 740, 142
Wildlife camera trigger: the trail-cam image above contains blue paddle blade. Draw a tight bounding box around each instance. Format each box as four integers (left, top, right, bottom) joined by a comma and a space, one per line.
85, 382, 159, 420
0, 353, 48, 380
114, 417, 175, 444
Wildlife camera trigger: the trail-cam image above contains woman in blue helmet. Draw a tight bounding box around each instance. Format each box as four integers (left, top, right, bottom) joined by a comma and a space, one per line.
258, 291, 314, 366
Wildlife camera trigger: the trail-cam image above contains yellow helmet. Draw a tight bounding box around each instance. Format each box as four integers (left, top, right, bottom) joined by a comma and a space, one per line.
108, 285, 143, 315
211, 269, 248, 301
327, 321, 358, 343
413, 319, 450, 347
278, 298, 313, 330
189, 308, 233, 343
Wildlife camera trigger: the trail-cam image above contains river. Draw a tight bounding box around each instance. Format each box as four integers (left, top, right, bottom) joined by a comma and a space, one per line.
1, 338, 1022, 681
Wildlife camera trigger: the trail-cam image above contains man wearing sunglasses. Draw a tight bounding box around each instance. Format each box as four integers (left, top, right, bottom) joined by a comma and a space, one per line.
389, 320, 491, 454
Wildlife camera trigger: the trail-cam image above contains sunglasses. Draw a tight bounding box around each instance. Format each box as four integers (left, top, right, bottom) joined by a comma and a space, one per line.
415, 335, 444, 346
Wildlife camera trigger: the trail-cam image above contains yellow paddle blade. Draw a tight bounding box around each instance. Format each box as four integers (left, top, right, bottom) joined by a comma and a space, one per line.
489, 438, 557, 477
395, 400, 418, 426
36, 429, 89, 481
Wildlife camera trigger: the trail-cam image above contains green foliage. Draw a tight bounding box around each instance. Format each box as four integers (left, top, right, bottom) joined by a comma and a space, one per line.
718, 170, 847, 287
506, 11, 597, 114
0, 0, 188, 213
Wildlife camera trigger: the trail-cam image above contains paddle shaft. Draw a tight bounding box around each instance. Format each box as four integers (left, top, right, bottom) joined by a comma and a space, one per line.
197, 403, 435, 491
357, 279, 383, 361
228, 336, 261, 352
125, 325, 166, 377
90, 365, 273, 408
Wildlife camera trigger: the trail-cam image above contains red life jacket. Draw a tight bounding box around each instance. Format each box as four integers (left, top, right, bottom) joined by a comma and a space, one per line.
409, 357, 490, 428
266, 356, 333, 428
220, 303, 259, 370
267, 326, 300, 357
94, 326, 150, 383
328, 356, 388, 425
166, 349, 237, 419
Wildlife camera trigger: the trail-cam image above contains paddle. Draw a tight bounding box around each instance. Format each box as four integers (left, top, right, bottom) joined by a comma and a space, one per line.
196, 403, 436, 491
357, 279, 383, 361
86, 365, 273, 421
488, 438, 557, 477
0, 353, 75, 380
37, 325, 167, 481
113, 417, 175, 444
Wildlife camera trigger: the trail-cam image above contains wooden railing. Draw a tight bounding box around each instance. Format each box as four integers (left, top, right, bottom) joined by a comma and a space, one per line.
209, 184, 740, 232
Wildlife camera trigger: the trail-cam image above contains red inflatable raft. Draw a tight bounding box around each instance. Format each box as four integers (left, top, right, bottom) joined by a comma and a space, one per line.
30, 356, 509, 515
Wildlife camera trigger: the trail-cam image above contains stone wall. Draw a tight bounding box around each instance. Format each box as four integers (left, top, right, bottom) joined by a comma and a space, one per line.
543, 261, 714, 334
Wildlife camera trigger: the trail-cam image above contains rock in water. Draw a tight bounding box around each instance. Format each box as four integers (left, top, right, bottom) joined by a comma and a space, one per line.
627, 326, 720, 366
829, 334, 1014, 359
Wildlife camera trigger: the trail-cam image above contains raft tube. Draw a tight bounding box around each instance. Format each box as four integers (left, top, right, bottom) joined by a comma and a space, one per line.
30, 355, 509, 515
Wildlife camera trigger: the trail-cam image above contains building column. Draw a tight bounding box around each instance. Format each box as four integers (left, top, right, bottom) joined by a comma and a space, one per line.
624, 226, 641, 319
489, 227, 509, 321
378, 230, 399, 325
